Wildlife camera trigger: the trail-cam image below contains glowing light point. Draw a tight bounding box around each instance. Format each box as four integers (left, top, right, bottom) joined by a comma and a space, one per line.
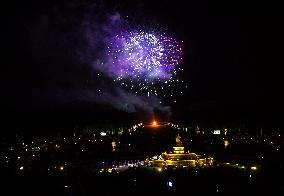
152, 121, 157, 126
251, 166, 257, 170
167, 181, 173, 187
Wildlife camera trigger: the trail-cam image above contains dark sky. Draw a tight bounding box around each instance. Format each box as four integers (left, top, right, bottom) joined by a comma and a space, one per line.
1, 0, 283, 131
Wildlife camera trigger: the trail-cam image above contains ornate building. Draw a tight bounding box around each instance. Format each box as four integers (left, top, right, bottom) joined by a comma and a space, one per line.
146, 135, 214, 168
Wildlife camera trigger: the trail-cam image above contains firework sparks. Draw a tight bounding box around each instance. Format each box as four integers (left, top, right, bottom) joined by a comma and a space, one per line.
107, 30, 184, 96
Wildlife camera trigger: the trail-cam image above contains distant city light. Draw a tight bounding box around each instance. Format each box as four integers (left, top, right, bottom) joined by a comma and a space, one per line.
60, 166, 64, 171
167, 181, 173, 187
251, 166, 257, 170
100, 132, 107, 136
112, 141, 117, 152
224, 140, 229, 148
19, 166, 24, 170
213, 130, 220, 135
152, 121, 157, 126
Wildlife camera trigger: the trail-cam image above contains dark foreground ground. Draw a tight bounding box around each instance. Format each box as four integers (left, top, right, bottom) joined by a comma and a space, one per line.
1, 125, 284, 195
1, 165, 284, 195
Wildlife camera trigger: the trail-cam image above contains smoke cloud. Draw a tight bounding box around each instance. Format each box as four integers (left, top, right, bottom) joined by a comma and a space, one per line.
27, 1, 172, 117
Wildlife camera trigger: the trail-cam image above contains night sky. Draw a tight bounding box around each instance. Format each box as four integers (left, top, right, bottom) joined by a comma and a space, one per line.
1, 0, 283, 132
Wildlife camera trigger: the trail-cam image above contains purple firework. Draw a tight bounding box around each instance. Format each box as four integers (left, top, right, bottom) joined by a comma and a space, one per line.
107, 30, 184, 96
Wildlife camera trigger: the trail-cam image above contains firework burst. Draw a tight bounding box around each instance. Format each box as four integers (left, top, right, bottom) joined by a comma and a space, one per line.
107, 30, 184, 96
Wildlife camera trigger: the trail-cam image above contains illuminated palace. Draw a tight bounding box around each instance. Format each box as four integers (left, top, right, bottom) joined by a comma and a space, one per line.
146, 135, 214, 168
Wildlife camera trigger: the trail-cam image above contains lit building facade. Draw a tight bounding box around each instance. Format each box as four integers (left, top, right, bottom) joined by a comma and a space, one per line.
146, 136, 214, 168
